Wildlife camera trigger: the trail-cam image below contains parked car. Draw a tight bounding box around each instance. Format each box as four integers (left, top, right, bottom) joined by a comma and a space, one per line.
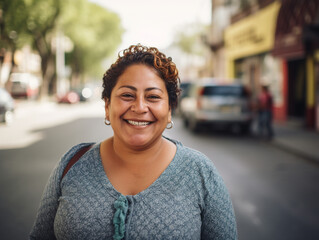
180, 82, 253, 133
57, 91, 80, 104
175, 82, 192, 116
9, 73, 40, 99
0, 88, 15, 124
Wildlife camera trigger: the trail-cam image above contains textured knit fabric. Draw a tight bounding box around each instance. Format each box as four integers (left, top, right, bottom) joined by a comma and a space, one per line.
30, 137, 237, 240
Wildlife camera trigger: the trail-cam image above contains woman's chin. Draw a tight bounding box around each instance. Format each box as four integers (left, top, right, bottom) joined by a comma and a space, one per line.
127, 138, 149, 149
125, 135, 159, 150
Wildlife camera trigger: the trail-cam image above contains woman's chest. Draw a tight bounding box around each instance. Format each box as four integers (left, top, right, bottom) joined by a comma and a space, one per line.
54, 183, 202, 239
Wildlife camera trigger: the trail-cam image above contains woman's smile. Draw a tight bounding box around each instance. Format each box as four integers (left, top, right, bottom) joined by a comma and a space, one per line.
125, 119, 153, 126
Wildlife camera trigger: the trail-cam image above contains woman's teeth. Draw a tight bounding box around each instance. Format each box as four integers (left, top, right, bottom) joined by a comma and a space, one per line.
127, 120, 150, 126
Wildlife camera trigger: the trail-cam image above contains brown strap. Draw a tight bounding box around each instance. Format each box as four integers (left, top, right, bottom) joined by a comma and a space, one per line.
61, 144, 93, 179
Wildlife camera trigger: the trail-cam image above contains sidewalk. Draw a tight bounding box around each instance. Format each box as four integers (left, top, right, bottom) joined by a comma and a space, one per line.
0, 99, 104, 149
270, 121, 319, 163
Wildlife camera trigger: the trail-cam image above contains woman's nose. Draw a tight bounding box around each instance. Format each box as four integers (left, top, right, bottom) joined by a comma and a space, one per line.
131, 97, 148, 113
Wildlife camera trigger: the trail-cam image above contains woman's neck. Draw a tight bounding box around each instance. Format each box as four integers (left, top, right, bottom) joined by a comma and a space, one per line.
100, 136, 176, 195
109, 136, 169, 168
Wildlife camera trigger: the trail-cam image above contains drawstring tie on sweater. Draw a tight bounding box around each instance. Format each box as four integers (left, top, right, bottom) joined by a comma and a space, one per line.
113, 195, 128, 240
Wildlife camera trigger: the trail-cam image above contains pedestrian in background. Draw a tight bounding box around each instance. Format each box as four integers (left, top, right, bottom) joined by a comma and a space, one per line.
30, 44, 237, 239
258, 84, 274, 139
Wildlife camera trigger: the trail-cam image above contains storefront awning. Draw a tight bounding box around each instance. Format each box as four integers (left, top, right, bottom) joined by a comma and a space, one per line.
272, 0, 319, 59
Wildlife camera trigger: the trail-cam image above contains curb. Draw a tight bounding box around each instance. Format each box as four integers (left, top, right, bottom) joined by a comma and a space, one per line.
269, 140, 319, 164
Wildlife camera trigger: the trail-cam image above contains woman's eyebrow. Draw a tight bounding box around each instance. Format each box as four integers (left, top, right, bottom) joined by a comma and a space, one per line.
119, 85, 136, 91
118, 85, 163, 93
145, 87, 163, 93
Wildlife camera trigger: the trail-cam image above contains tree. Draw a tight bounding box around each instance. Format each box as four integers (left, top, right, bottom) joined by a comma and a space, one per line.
0, 0, 64, 96
0, 0, 27, 69
23, 0, 63, 97
1, 0, 123, 97
61, 0, 123, 83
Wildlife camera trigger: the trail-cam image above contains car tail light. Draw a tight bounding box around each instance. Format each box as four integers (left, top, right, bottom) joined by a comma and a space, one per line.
197, 88, 205, 109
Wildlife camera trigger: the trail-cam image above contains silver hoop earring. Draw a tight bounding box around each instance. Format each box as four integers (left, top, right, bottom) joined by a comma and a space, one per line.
166, 121, 174, 129
104, 118, 111, 125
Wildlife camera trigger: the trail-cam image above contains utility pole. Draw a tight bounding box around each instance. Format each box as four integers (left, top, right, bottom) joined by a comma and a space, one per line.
55, 30, 67, 97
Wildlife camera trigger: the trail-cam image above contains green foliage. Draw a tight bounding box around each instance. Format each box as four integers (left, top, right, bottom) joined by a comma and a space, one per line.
24, 0, 61, 55
0, 0, 28, 49
1, 0, 123, 90
61, 0, 123, 77
24, 0, 60, 31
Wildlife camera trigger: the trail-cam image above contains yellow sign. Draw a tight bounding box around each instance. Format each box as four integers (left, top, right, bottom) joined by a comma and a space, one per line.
225, 1, 281, 60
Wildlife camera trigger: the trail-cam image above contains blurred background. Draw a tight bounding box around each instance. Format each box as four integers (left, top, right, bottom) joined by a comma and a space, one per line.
0, 0, 319, 239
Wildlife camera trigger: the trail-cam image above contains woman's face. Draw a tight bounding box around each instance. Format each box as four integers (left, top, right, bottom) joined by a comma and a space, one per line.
105, 64, 171, 150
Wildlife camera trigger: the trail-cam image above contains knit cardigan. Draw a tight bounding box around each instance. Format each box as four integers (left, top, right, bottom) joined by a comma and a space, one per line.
30, 137, 237, 240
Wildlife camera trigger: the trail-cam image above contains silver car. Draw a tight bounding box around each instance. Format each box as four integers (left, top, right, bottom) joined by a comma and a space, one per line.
180, 82, 253, 133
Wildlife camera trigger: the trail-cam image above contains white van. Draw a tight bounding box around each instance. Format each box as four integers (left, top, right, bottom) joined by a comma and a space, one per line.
10, 73, 40, 99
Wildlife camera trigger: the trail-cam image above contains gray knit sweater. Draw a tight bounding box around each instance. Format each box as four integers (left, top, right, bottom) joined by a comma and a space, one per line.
30, 138, 237, 240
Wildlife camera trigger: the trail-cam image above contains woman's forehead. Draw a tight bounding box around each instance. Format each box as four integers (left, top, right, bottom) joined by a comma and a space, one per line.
115, 65, 166, 89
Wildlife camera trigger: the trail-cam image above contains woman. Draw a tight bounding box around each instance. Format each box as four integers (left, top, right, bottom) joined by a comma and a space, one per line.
30, 44, 237, 239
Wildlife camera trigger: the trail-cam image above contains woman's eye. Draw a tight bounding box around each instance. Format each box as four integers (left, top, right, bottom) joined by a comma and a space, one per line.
121, 93, 134, 99
148, 95, 160, 100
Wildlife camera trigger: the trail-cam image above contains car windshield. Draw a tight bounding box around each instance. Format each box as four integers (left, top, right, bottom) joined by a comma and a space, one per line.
12, 81, 27, 87
202, 86, 247, 97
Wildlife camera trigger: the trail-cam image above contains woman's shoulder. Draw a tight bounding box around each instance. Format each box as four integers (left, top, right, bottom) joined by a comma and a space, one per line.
60, 142, 97, 165
167, 137, 226, 195
166, 136, 215, 170
181, 145, 216, 174
52, 142, 97, 179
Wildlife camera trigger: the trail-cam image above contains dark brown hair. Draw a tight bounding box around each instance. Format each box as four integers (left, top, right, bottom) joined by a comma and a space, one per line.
102, 44, 180, 109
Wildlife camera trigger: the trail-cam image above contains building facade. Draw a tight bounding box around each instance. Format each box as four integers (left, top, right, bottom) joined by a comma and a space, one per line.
272, 0, 319, 129
217, 0, 319, 130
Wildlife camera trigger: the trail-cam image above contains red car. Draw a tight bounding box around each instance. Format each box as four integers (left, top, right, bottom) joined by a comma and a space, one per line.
57, 91, 80, 104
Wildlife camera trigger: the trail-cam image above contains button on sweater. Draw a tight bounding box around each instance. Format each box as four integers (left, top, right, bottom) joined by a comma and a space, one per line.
30, 138, 237, 240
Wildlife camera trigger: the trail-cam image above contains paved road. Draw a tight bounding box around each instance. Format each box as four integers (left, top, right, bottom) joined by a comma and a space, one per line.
0, 100, 318, 239
166, 119, 319, 240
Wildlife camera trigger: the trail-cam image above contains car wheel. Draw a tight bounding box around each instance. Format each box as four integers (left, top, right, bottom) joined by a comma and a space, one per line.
4, 110, 14, 125
241, 123, 251, 135
231, 124, 241, 134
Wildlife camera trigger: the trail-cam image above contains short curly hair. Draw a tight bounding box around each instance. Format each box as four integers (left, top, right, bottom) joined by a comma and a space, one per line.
102, 44, 181, 109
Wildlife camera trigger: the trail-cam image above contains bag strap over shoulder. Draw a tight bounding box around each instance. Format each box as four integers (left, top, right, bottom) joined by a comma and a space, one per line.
61, 144, 94, 179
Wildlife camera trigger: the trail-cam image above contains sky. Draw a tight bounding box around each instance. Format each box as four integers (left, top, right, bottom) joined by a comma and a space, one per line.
90, 0, 211, 52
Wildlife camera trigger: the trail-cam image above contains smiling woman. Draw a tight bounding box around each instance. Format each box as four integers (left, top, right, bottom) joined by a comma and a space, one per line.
102, 45, 179, 151
30, 44, 238, 240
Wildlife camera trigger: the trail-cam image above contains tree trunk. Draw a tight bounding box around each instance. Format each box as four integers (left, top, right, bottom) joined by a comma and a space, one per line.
33, 32, 56, 100
39, 54, 55, 99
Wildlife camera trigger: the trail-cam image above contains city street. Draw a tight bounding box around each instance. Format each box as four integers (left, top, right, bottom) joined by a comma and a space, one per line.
0, 100, 319, 240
